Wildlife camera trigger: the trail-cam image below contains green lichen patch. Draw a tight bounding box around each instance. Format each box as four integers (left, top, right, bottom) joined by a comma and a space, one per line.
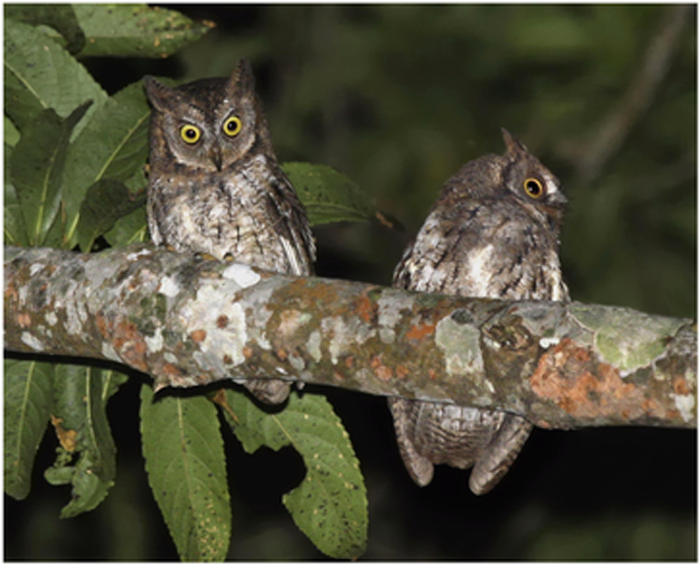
571, 304, 688, 374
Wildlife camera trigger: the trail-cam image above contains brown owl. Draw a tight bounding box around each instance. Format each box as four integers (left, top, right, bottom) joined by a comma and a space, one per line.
389, 129, 569, 495
144, 59, 315, 404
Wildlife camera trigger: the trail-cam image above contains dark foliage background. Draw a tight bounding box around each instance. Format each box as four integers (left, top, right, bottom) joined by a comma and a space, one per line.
5, 4, 696, 560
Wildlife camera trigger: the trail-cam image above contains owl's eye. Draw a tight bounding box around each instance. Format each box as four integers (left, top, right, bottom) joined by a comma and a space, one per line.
223, 116, 242, 137
523, 178, 544, 199
180, 125, 201, 144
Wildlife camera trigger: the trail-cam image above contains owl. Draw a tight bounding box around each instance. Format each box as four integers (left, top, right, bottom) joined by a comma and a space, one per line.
388, 129, 569, 495
144, 59, 315, 405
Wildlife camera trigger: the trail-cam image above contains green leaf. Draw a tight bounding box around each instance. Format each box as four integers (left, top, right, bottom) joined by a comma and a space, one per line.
282, 162, 376, 226
4, 4, 86, 54
140, 386, 231, 561
222, 391, 368, 559
62, 80, 151, 247
4, 144, 29, 246
4, 20, 107, 134
45, 365, 117, 518
4, 360, 53, 500
100, 369, 130, 403
104, 205, 149, 248
70, 4, 213, 58
76, 179, 146, 251
10, 102, 91, 247
4, 116, 20, 147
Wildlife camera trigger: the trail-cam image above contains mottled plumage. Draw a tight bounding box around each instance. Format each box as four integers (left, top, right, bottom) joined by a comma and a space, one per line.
389, 129, 569, 494
145, 59, 315, 404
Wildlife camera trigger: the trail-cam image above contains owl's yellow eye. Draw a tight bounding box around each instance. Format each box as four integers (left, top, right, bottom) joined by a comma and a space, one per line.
180, 124, 201, 144
524, 178, 544, 199
223, 116, 242, 137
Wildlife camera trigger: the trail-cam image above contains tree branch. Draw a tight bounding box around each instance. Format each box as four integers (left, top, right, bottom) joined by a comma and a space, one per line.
4, 245, 696, 430
572, 4, 692, 185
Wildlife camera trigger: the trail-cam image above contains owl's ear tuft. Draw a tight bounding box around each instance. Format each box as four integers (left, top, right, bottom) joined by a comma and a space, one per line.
227, 58, 256, 97
143, 76, 177, 111
501, 128, 530, 160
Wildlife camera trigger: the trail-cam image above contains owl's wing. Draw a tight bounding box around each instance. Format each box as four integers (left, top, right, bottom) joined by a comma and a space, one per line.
392, 200, 484, 294
266, 172, 316, 276
397, 202, 568, 302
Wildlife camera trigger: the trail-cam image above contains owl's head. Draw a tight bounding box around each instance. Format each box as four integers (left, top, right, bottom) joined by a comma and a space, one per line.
500, 128, 567, 224
144, 59, 273, 172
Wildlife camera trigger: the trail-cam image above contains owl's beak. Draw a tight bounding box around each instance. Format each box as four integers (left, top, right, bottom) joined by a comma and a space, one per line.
547, 189, 568, 209
209, 147, 223, 171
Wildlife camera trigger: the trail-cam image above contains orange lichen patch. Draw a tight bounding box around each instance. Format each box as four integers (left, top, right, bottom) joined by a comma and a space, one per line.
216, 315, 229, 329
673, 376, 691, 395
333, 371, 345, 381
371, 355, 393, 382
112, 320, 148, 371
287, 278, 341, 312
4, 283, 18, 303
276, 348, 288, 361
396, 365, 409, 379
345, 356, 354, 369
50, 415, 77, 452
223, 354, 233, 365
285, 277, 313, 297
195, 374, 211, 385
428, 369, 437, 381
162, 362, 183, 377
242, 346, 253, 359
95, 314, 111, 338
190, 329, 207, 343
530, 338, 664, 422
17, 313, 31, 328
406, 322, 436, 341
355, 293, 376, 324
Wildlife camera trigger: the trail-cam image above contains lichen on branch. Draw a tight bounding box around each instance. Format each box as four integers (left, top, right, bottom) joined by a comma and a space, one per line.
4, 244, 696, 429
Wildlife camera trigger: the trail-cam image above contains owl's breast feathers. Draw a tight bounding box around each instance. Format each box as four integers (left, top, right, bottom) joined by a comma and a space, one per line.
148, 153, 314, 276
395, 196, 568, 302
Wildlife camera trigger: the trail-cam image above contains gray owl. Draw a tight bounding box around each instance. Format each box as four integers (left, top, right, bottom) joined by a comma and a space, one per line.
144, 59, 315, 404
389, 129, 569, 494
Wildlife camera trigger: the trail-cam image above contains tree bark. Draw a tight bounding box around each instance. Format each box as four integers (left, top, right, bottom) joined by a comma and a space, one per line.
4, 244, 696, 430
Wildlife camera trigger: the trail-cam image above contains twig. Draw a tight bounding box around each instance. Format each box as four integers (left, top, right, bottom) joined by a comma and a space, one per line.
576, 5, 692, 185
